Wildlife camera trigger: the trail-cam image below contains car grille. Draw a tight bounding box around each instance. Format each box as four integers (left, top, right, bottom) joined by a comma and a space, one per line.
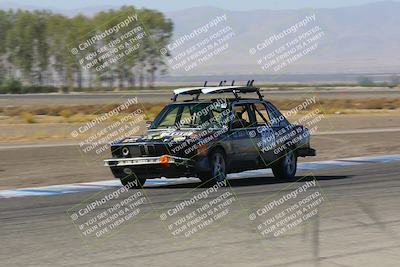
139, 144, 171, 156
112, 144, 174, 158
112, 145, 141, 158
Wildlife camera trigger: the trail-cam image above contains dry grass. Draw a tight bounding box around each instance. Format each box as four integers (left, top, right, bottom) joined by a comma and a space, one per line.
1, 102, 162, 116
20, 112, 35, 123
59, 109, 73, 118
0, 99, 399, 125
271, 98, 400, 111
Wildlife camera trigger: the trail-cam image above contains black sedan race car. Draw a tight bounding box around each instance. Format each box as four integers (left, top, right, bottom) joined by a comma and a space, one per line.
104, 81, 316, 188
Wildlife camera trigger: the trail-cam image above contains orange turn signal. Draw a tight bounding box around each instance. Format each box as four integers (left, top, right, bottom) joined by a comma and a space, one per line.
160, 155, 170, 166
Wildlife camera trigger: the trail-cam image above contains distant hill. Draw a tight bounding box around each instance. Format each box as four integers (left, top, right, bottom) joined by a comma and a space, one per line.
165, 2, 400, 75
1, 1, 399, 76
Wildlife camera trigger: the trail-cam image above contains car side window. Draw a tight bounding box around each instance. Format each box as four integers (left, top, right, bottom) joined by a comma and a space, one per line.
232, 103, 253, 129
267, 103, 288, 127
252, 102, 271, 126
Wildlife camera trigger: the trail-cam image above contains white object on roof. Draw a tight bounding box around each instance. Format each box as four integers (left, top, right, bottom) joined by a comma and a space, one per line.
173, 87, 204, 95
173, 86, 260, 96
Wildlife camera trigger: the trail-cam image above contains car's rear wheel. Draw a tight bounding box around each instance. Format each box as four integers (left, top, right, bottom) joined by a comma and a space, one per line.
120, 176, 146, 189
272, 149, 297, 180
198, 149, 227, 185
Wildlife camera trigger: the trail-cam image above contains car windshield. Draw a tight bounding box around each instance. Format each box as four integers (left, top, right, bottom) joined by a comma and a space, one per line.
152, 101, 229, 129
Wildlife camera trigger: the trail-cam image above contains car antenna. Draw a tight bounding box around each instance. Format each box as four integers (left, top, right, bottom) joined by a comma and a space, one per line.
231, 80, 235, 86
218, 81, 223, 86
204, 81, 207, 87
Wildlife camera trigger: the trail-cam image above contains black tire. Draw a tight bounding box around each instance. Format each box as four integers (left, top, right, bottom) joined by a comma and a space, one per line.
120, 176, 146, 189
272, 149, 297, 180
198, 149, 227, 186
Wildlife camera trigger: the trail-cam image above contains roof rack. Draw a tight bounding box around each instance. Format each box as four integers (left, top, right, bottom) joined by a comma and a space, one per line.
172, 80, 263, 101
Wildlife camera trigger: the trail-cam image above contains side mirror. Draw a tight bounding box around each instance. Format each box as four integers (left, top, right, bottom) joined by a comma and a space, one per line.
146, 120, 152, 129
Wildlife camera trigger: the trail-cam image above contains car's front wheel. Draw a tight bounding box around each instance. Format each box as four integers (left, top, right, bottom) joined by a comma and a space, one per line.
272, 149, 297, 180
198, 149, 227, 185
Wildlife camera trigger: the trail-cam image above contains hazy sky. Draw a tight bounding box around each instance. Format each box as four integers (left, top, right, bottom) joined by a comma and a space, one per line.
1, 0, 399, 11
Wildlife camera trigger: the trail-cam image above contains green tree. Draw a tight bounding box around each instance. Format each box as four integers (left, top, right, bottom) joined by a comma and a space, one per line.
4, 10, 50, 86
0, 6, 173, 92
0, 10, 12, 80
138, 8, 173, 87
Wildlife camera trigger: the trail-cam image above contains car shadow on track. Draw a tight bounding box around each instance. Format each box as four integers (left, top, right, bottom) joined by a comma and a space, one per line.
226, 175, 351, 187
146, 175, 351, 189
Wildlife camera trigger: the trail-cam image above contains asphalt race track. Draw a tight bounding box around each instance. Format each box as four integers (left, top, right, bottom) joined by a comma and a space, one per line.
1, 158, 400, 266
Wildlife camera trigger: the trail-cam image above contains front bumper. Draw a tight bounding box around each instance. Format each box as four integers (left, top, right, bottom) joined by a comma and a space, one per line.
104, 155, 210, 179
104, 156, 191, 167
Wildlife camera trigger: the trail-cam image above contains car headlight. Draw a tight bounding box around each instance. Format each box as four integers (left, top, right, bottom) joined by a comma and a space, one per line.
121, 147, 130, 157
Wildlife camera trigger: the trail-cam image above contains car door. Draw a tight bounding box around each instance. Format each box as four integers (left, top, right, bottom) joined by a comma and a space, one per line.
251, 102, 278, 164
228, 102, 259, 171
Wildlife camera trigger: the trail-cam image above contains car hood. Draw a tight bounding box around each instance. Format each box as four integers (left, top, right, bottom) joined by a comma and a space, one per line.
115, 129, 202, 144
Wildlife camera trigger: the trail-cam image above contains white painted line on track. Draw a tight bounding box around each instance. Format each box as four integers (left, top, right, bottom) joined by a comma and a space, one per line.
1, 154, 400, 199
